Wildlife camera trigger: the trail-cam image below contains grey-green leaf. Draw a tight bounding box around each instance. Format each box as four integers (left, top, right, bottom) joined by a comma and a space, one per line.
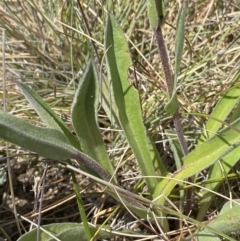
175, 2, 187, 82
154, 118, 240, 204
199, 80, 240, 142
197, 145, 240, 221
196, 75, 240, 221
71, 59, 114, 178
0, 109, 73, 160
17, 223, 115, 241
193, 200, 240, 240
165, 2, 187, 115
147, 0, 164, 28
0, 110, 112, 181
105, 14, 167, 193
191, 230, 221, 241
15, 81, 79, 148
164, 91, 179, 114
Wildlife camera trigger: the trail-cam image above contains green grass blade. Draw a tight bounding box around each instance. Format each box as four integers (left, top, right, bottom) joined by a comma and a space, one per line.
197, 146, 240, 221
166, 130, 183, 169
71, 60, 115, 178
165, 2, 187, 114
230, 98, 240, 122
153, 118, 240, 204
101, 78, 120, 127
199, 76, 240, 142
71, 171, 92, 241
195, 76, 240, 220
104, 14, 167, 194
15, 81, 80, 149
174, 2, 187, 81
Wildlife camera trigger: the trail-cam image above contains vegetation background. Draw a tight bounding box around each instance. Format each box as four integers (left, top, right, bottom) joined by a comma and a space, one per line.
0, 0, 240, 240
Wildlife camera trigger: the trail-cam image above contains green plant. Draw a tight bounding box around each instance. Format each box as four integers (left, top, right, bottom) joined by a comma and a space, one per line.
1, 0, 240, 240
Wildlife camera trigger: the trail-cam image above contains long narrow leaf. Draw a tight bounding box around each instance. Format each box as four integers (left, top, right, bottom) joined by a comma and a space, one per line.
165, 2, 187, 114
105, 15, 167, 194
0, 110, 112, 181
15, 81, 79, 149
18, 223, 116, 241
174, 2, 187, 82
71, 60, 114, 178
15, 81, 91, 235
199, 76, 240, 142
147, 0, 160, 29
153, 118, 240, 204
197, 146, 240, 221
0, 109, 73, 160
195, 77, 240, 220
194, 200, 240, 240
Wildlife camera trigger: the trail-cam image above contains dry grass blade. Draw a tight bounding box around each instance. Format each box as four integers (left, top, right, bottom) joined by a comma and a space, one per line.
1, 27, 22, 236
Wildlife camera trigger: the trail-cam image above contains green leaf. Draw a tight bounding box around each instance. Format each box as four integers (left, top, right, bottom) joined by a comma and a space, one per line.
219, 199, 240, 214
174, 2, 187, 82
164, 91, 179, 114
230, 98, 240, 122
165, 2, 187, 115
71, 60, 114, 178
17, 222, 151, 241
229, 74, 240, 123
17, 223, 115, 241
153, 118, 240, 204
191, 230, 221, 241
193, 200, 240, 240
0, 110, 112, 181
199, 81, 240, 142
195, 77, 240, 220
15, 81, 79, 149
71, 60, 112, 238
197, 146, 240, 221
155, 0, 164, 20
0, 109, 73, 160
166, 129, 183, 169
147, 0, 164, 28
147, 0, 160, 29
105, 14, 167, 194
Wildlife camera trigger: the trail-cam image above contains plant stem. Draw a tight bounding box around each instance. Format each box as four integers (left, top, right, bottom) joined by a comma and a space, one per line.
154, 25, 188, 155
173, 112, 188, 156
153, 21, 191, 214
70, 163, 92, 241
154, 25, 173, 97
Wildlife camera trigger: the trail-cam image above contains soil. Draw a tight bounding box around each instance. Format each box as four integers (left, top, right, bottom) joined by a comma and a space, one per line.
0, 153, 107, 241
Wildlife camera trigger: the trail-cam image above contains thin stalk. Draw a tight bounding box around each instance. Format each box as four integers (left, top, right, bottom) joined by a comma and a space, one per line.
36, 165, 48, 241
153, 16, 191, 214
153, 25, 188, 155
68, 160, 92, 241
